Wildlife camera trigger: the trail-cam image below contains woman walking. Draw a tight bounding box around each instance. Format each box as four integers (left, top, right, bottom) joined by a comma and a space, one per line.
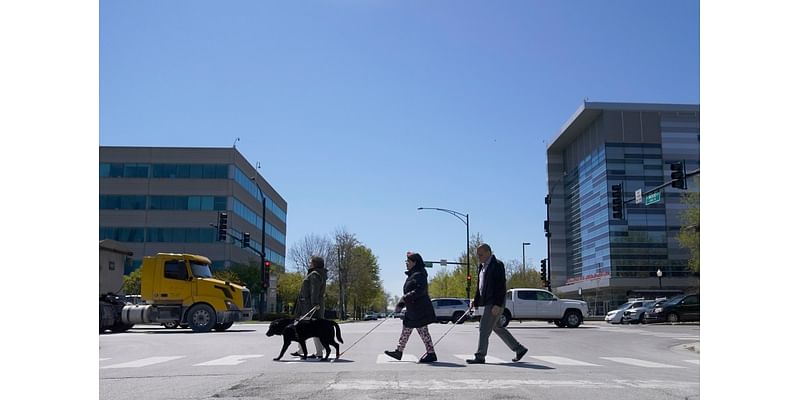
385, 252, 438, 363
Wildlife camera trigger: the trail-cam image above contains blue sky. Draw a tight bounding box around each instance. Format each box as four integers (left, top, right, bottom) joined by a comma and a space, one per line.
99, 0, 699, 297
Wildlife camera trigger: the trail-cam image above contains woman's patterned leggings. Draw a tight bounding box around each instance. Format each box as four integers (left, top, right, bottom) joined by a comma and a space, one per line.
396, 325, 435, 353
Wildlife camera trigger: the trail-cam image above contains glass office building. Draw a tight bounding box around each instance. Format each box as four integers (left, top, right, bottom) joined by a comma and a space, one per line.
99, 146, 288, 311
546, 102, 699, 313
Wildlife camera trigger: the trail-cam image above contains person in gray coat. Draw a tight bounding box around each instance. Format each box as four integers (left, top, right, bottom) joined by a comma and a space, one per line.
384, 252, 438, 363
291, 255, 327, 359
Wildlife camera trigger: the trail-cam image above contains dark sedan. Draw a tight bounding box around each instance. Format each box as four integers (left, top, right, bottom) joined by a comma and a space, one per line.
644, 293, 700, 323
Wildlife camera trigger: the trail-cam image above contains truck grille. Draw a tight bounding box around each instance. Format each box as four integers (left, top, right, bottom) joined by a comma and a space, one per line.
242, 290, 252, 308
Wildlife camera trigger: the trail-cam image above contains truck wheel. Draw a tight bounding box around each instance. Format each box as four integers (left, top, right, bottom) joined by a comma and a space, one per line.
162, 321, 180, 329
563, 310, 582, 328
499, 310, 511, 328
110, 321, 134, 333
214, 322, 234, 331
452, 311, 465, 324
188, 304, 217, 332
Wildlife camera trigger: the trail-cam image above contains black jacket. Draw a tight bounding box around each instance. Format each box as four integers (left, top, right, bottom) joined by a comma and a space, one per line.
397, 265, 436, 328
473, 255, 507, 308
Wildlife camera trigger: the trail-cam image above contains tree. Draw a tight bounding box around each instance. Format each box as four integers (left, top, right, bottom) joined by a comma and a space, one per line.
677, 176, 700, 273
333, 228, 359, 318
212, 269, 241, 285
122, 268, 141, 295
348, 245, 382, 317
275, 272, 304, 314
288, 233, 335, 273
505, 259, 544, 289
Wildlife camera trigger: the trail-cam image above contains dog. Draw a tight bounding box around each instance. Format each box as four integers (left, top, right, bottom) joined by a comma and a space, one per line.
265, 318, 343, 361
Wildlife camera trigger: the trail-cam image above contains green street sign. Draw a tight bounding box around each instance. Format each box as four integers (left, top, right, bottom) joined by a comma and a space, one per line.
644, 191, 661, 205
424, 261, 433, 268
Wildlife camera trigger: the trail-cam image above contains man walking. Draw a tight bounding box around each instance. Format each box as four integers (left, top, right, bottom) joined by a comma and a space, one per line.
467, 243, 528, 364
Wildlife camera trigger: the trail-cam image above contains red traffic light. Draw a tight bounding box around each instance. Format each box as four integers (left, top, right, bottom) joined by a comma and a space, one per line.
264, 261, 271, 267
466, 274, 472, 281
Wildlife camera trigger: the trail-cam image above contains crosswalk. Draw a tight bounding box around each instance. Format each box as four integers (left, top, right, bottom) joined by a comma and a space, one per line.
101, 353, 698, 369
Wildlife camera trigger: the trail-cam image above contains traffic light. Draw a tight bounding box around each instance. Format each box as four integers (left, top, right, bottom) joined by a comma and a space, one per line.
466, 274, 472, 282
539, 259, 547, 284
242, 232, 250, 248
611, 184, 623, 219
217, 212, 228, 241
670, 161, 686, 189
262, 261, 271, 290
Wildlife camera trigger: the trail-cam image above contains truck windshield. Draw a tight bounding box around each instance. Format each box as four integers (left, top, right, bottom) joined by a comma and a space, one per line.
190, 262, 213, 278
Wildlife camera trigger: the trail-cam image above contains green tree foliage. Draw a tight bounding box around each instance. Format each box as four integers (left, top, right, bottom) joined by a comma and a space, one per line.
348, 245, 383, 316
276, 272, 304, 313
122, 268, 141, 295
677, 176, 700, 273
212, 269, 241, 285
505, 259, 544, 289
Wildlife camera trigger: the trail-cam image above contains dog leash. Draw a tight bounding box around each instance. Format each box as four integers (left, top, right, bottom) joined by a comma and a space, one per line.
338, 316, 390, 357
431, 306, 474, 347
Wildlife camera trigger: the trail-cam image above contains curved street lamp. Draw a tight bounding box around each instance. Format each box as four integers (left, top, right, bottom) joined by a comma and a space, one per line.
417, 207, 470, 299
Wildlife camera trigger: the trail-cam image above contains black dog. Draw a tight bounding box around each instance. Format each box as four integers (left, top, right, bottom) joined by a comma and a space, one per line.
265, 318, 343, 361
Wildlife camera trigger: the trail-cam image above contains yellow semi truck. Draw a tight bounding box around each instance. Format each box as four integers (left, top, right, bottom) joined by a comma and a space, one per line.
100, 240, 253, 333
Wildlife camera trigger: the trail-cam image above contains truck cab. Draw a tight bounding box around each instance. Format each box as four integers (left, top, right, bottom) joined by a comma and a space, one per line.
133, 253, 253, 332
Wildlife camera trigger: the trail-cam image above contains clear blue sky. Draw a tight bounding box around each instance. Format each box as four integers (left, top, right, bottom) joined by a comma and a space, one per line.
99, 0, 699, 297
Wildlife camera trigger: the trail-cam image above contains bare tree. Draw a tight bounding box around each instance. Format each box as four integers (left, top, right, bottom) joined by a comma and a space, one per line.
288, 233, 334, 273
333, 227, 359, 319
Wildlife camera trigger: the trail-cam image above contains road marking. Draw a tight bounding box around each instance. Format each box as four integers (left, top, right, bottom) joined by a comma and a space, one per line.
376, 354, 419, 363
99, 358, 111, 362
328, 379, 698, 390
600, 357, 684, 368
529, 356, 601, 366
684, 359, 700, 365
454, 354, 507, 364
101, 356, 185, 369
193, 355, 264, 366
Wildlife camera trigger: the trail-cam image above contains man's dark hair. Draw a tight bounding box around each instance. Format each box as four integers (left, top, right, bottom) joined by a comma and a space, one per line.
311, 256, 324, 269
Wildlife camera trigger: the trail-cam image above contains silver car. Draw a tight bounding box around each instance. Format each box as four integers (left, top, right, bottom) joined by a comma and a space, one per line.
431, 298, 471, 324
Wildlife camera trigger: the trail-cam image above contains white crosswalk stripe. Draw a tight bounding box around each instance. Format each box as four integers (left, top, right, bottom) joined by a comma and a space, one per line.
193, 355, 264, 366
529, 356, 601, 366
99, 358, 111, 362
600, 357, 684, 368
684, 359, 700, 365
101, 356, 185, 369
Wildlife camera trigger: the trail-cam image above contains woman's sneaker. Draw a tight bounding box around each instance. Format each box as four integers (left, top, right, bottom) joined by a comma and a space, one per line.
384, 350, 403, 360
418, 352, 438, 363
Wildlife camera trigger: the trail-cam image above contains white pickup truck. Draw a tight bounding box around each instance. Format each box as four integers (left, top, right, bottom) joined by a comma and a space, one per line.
477, 288, 589, 328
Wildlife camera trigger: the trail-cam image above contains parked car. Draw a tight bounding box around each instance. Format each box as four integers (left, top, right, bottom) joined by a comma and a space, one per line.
475, 288, 589, 328
621, 299, 664, 324
605, 299, 647, 324
644, 293, 700, 323
363, 312, 378, 321
431, 298, 471, 324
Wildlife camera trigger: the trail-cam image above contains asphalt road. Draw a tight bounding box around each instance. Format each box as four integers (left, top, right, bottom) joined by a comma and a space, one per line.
99, 319, 700, 400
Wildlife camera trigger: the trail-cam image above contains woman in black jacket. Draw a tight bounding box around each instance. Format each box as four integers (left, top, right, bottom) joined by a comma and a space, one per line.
385, 252, 438, 363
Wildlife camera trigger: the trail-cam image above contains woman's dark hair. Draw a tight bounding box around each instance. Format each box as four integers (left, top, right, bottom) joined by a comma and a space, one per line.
407, 252, 424, 268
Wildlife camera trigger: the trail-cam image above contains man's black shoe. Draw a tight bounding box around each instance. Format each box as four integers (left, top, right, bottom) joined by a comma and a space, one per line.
466, 358, 485, 364
513, 347, 528, 362
290, 351, 302, 357
384, 350, 403, 360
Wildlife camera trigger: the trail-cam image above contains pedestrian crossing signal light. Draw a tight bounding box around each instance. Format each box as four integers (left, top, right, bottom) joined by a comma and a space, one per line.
217, 212, 228, 241
611, 184, 623, 219
670, 161, 687, 190
242, 232, 250, 249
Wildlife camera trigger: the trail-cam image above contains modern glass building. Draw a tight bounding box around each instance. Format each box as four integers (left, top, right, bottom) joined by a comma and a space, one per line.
99, 146, 288, 311
545, 102, 699, 314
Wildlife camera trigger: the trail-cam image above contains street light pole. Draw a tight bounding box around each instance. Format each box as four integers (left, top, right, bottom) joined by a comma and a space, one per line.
522, 242, 531, 274
417, 207, 471, 299
251, 177, 269, 319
